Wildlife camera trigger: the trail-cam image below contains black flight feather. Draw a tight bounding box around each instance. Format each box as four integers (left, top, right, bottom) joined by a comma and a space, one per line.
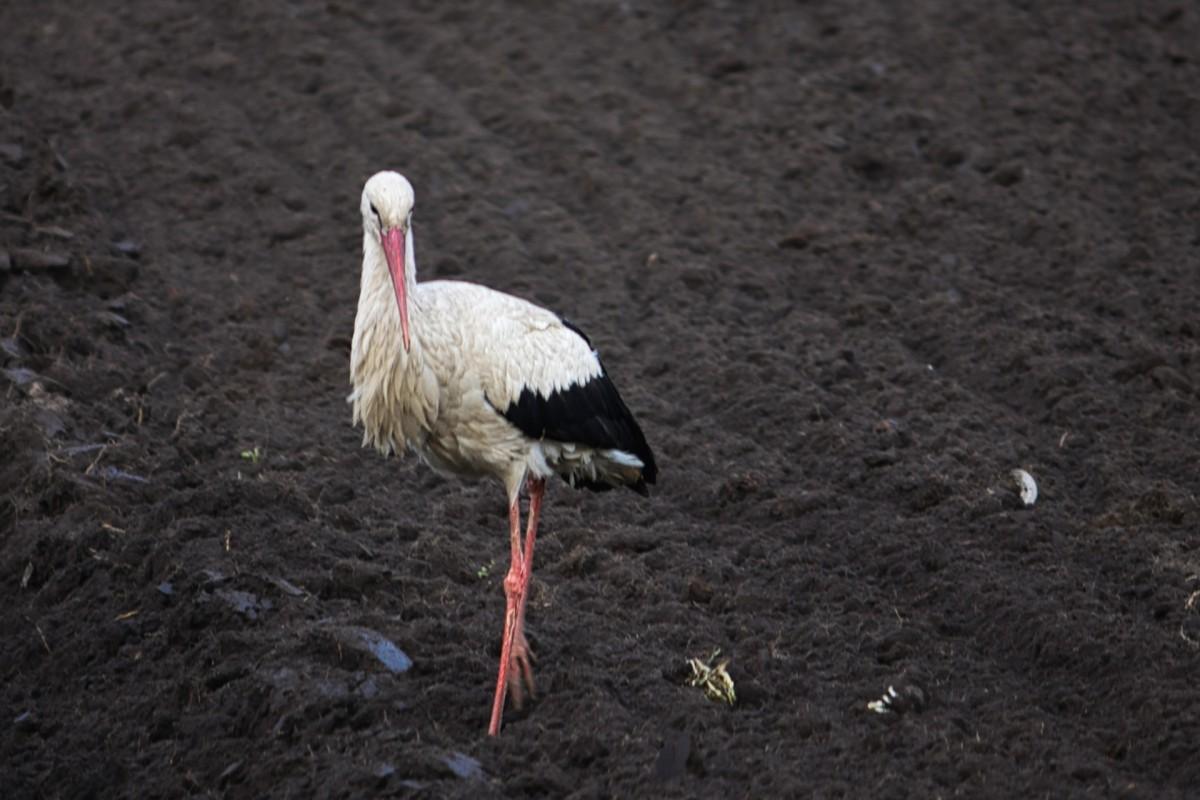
499, 318, 657, 494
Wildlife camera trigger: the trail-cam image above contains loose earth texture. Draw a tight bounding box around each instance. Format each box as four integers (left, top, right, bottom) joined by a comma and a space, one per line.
2, 2, 1199, 797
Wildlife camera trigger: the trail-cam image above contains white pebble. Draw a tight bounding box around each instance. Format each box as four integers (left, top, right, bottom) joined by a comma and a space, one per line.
1011, 469, 1038, 507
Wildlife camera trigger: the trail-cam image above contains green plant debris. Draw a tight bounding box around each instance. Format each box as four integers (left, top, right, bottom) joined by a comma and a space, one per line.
476, 559, 495, 580
240, 446, 262, 464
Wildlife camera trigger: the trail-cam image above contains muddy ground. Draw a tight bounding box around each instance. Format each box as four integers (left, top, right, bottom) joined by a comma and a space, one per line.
2, 1, 1199, 797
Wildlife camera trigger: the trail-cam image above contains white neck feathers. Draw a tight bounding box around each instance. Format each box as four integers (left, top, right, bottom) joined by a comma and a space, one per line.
348, 228, 436, 455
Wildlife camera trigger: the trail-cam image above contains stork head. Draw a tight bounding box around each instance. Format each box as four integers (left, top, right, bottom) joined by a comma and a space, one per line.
361, 171, 416, 351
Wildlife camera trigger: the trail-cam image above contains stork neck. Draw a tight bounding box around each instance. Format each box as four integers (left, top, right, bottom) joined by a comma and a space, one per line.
354, 228, 423, 369
364, 227, 420, 317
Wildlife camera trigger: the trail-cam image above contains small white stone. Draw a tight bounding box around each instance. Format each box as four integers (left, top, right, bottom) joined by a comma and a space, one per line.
1011, 469, 1038, 507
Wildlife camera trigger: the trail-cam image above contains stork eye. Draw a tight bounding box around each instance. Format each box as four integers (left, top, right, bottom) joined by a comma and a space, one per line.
369, 202, 380, 220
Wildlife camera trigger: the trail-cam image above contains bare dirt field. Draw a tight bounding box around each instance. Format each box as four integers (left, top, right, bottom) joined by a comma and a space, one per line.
2, 1, 1199, 797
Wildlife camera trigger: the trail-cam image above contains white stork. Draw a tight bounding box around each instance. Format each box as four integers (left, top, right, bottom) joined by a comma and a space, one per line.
348, 171, 657, 736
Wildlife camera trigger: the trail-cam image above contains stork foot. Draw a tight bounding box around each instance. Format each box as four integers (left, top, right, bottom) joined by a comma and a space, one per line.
506, 624, 537, 708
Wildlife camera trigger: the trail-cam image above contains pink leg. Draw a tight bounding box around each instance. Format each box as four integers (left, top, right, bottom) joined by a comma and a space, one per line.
487, 477, 546, 736
488, 498, 523, 736
510, 478, 544, 700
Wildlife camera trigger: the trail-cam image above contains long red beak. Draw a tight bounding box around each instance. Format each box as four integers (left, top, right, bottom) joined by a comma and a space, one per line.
381, 227, 411, 351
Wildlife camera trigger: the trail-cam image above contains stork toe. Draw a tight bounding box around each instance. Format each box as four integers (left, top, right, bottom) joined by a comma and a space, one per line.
507, 629, 537, 707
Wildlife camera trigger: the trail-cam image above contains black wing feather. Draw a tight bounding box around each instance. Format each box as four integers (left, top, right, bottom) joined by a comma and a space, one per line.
500, 320, 657, 494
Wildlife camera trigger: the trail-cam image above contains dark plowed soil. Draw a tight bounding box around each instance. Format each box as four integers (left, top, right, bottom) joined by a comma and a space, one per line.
3, 2, 1199, 797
